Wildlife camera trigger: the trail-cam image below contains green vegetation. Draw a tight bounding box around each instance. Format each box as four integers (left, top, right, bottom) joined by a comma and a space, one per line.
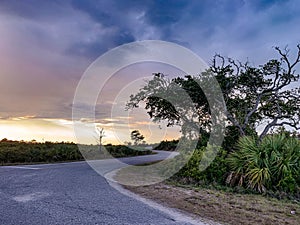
154, 139, 178, 151
158, 132, 300, 200
126, 46, 300, 142
227, 134, 300, 194
105, 144, 152, 158
0, 139, 82, 165
124, 182, 300, 225
126, 45, 300, 200
172, 146, 228, 185
0, 139, 152, 165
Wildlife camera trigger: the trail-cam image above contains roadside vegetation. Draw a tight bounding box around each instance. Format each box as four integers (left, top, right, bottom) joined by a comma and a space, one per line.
116, 132, 300, 224
124, 182, 300, 225
154, 139, 179, 151
164, 132, 300, 201
0, 139, 152, 165
124, 44, 300, 215
116, 136, 300, 224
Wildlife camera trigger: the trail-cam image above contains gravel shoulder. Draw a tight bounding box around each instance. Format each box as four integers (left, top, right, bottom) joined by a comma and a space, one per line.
115, 169, 300, 225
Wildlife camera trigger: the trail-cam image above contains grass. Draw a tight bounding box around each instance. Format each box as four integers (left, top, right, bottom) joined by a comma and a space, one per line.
115, 166, 300, 225
113, 160, 165, 186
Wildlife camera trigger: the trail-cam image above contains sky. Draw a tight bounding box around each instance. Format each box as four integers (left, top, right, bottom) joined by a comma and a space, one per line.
0, 0, 299, 144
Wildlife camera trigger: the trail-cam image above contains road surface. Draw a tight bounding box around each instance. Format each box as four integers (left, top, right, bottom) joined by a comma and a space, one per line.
0, 151, 206, 225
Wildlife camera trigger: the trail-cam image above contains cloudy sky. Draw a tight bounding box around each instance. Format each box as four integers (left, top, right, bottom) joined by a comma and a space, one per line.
0, 0, 299, 144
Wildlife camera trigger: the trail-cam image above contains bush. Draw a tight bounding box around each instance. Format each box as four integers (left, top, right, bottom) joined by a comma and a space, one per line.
154, 139, 179, 151
104, 145, 152, 157
226, 134, 300, 194
171, 145, 228, 184
0, 139, 152, 165
0, 140, 83, 164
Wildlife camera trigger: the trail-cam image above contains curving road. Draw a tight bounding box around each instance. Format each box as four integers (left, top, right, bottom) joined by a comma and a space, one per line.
0, 151, 206, 225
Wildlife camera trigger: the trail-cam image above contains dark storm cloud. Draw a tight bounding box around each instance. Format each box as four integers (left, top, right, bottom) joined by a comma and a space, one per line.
66, 28, 135, 58
68, 0, 190, 52
249, 0, 287, 10
66, 0, 146, 58
1, 0, 299, 62
143, 0, 188, 27
0, 0, 139, 59
71, 0, 118, 26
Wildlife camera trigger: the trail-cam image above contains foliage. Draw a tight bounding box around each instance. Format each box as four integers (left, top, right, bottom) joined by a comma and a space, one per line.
104, 144, 152, 157
171, 146, 229, 185
165, 132, 300, 199
126, 45, 300, 141
154, 139, 179, 151
125, 45, 300, 200
212, 49, 300, 141
130, 130, 145, 145
0, 139, 152, 165
154, 132, 209, 151
226, 134, 300, 194
126, 73, 212, 138
0, 139, 82, 164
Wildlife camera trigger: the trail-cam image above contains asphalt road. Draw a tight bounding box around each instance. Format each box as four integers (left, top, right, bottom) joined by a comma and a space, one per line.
0, 151, 205, 225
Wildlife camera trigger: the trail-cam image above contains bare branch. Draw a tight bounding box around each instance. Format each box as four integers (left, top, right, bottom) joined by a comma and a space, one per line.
290, 44, 300, 68
242, 93, 263, 129
226, 111, 245, 136
228, 57, 240, 77
275, 46, 291, 69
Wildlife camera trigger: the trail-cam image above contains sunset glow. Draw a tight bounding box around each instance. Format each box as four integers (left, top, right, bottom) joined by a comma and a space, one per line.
1, 0, 299, 144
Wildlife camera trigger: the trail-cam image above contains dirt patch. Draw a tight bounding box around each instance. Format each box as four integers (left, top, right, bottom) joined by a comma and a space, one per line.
115, 171, 300, 224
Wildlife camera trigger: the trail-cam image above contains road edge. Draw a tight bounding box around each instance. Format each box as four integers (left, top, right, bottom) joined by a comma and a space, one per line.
105, 169, 220, 225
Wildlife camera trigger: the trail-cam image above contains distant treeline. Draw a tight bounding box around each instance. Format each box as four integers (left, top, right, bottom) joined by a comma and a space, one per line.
0, 139, 152, 165
154, 139, 179, 151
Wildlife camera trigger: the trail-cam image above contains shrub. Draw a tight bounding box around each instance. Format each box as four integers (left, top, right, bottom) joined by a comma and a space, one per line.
0, 140, 152, 165
172, 145, 228, 184
154, 140, 179, 151
226, 134, 300, 194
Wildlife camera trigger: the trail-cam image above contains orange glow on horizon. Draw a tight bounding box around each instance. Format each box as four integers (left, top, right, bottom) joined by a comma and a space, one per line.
0, 117, 180, 145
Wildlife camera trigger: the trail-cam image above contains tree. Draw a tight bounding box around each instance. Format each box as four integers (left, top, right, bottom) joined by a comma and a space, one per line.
212, 45, 300, 141
126, 45, 300, 143
130, 130, 145, 145
126, 73, 211, 139
95, 127, 105, 151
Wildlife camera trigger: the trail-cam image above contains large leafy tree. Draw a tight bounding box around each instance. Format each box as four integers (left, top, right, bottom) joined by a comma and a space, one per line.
126, 73, 213, 139
126, 45, 300, 142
